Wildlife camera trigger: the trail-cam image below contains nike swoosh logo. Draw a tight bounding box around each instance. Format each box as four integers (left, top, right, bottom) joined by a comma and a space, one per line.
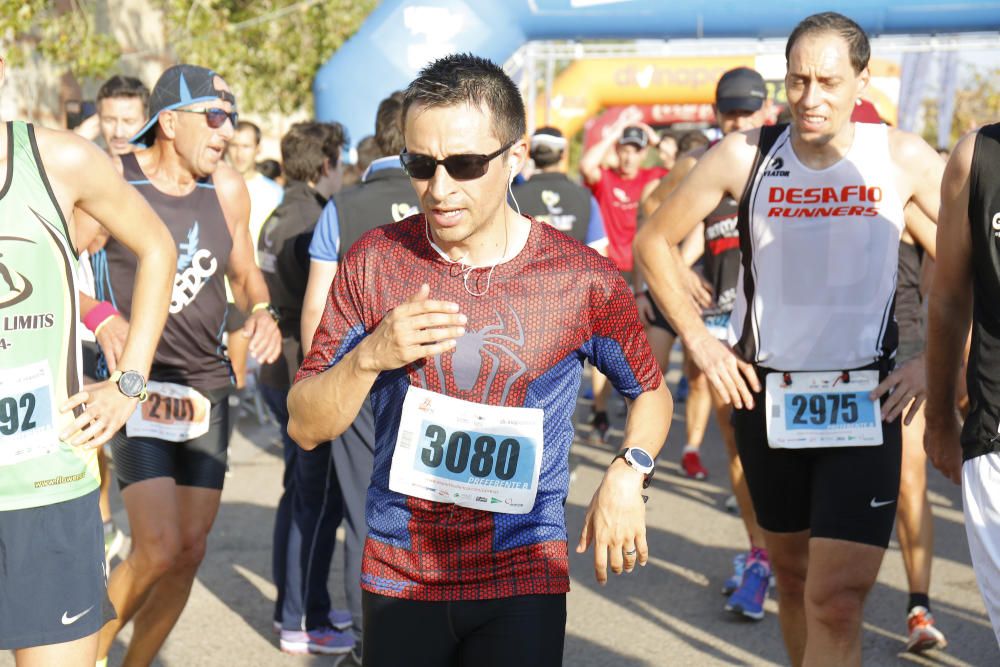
870, 498, 895, 508
61, 606, 94, 625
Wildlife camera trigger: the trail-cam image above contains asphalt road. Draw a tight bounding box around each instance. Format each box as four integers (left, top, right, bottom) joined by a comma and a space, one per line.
5, 370, 996, 666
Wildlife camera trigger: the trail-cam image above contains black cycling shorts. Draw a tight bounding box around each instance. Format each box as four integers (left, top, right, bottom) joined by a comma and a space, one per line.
363, 591, 566, 667
0, 490, 116, 649
733, 365, 902, 548
111, 397, 230, 490
640, 289, 679, 337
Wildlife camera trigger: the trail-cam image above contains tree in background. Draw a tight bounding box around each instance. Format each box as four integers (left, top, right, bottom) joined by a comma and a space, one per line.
0, 0, 120, 81
0, 0, 377, 118
165, 0, 376, 115
922, 65, 1000, 151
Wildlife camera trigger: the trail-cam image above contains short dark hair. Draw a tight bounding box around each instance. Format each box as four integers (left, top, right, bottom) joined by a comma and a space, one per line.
786, 12, 870, 74
375, 91, 405, 157
256, 159, 281, 181
678, 130, 710, 155
97, 75, 149, 107
402, 53, 525, 147
356, 136, 379, 172
529, 127, 565, 168
236, 120, 262, 146
280, 121, 346, 183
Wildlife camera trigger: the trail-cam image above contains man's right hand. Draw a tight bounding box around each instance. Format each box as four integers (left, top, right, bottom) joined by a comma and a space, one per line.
684, 267, 713, 310
96, 314, 130, 373
685, 332, 760, 409
634, 291, 656, 327
357, 284, 467, 373
924, 413, 964, 485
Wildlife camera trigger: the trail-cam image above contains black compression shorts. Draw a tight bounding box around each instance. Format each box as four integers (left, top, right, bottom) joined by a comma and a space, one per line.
111, 397, 230, 490
733, 365, 902, 548
640, 289, 679, 337
363, 591, 566, 667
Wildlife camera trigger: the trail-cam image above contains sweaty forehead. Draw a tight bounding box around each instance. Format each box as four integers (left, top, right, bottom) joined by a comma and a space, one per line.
404, 101, 501, 152
788, 32, 853, 73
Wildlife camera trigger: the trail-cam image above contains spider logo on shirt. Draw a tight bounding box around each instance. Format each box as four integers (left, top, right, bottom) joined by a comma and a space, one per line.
450, 305, 527, 404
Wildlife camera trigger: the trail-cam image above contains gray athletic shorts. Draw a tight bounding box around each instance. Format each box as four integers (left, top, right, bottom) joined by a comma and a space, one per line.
0, 489, 116, 649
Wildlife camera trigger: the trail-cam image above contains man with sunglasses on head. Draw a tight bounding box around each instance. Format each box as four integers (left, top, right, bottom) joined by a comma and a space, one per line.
288, 53, 671, 667
86, 64, 281, 666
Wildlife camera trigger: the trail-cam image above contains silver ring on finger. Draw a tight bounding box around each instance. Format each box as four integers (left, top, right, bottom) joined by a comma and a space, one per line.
624, 547, 637, 556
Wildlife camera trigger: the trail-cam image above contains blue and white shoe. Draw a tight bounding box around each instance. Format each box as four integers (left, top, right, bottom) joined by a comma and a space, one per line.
721, 552, 747, 596
725, 559, 770, 621
273, 608, 353, 634
279, 626, 355, 655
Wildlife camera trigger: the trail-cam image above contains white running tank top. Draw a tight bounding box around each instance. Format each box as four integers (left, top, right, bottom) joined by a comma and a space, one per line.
730, 123, 904, 371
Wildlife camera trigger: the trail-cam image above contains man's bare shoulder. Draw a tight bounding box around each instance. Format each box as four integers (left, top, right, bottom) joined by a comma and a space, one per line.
887, 127, 941, 168
943, 129, 979, 185
33, 125, 109, 171
690, 129, 760, 182
212, 161, 250, 201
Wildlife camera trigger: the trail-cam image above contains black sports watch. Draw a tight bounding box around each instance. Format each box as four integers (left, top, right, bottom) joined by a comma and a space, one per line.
110, 370, 148, 402
613, 447, 656, 488
252, 301, 281, 324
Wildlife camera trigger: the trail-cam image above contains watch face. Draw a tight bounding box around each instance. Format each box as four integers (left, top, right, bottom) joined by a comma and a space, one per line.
629, 448, 654, 469
118, 371, 145, 397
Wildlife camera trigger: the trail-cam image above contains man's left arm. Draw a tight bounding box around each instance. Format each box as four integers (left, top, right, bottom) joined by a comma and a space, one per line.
576, 277, 673, 584
893, 130, 945, 259
924, 132, 977, 484
217, 165, 281, 364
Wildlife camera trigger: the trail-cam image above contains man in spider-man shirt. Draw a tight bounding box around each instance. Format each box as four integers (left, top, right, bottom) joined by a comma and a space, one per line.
288, 53, 672, 667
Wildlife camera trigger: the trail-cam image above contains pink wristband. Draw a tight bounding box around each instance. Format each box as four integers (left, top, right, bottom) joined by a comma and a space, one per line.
83, 301, 119, 333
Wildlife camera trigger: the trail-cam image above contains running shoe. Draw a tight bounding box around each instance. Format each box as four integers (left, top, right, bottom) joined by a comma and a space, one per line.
725, 559, 770, 620
590, 410, 610, 444
103, 521, 126, 563
272, 609, 353, 634
279, 626, 355, 655
906, 606, 947, 653
681, 450, 708, 480
675, 376, 689, 402
721, 552, 747, 596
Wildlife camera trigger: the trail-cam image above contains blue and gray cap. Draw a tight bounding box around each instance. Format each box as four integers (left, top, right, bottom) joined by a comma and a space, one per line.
130, 64, 236, 146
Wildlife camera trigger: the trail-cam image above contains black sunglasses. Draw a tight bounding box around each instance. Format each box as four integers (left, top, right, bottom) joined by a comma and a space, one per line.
400, 141, 514, 181
175, 107, 238, 130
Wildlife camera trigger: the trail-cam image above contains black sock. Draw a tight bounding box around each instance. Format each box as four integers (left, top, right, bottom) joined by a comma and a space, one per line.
908, 593, 930, 613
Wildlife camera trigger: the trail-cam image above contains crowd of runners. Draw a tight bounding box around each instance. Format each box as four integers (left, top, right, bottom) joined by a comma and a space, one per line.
1, 9, 999, 667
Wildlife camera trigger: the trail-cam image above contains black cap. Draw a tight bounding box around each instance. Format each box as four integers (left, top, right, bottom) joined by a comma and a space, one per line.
130, 64, 236, 147
715, 68, 767, 114
618, 126, 648, 148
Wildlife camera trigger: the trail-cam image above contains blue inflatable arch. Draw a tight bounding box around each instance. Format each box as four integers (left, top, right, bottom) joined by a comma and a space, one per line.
315, 0, 1000, 145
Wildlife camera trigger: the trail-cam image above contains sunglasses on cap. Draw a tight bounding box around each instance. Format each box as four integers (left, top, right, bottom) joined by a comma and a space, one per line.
175, 107, 238, 129
400, 141, 515, 181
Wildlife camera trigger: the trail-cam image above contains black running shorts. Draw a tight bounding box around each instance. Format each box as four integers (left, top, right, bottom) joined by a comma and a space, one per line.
111, 397, 230, 490
640, 289, 679, 337
733, 365, 902, 548
363, 591, 566, 667
0, 490, 116, 649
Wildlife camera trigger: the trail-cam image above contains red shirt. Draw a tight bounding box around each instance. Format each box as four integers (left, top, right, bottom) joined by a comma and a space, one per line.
587, 165, 667, 272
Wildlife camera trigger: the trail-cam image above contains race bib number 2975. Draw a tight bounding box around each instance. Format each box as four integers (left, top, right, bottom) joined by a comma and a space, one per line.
765, 370, 882, 449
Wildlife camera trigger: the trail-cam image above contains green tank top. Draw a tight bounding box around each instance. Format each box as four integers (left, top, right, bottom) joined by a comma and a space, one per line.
0, 121, 97, 511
